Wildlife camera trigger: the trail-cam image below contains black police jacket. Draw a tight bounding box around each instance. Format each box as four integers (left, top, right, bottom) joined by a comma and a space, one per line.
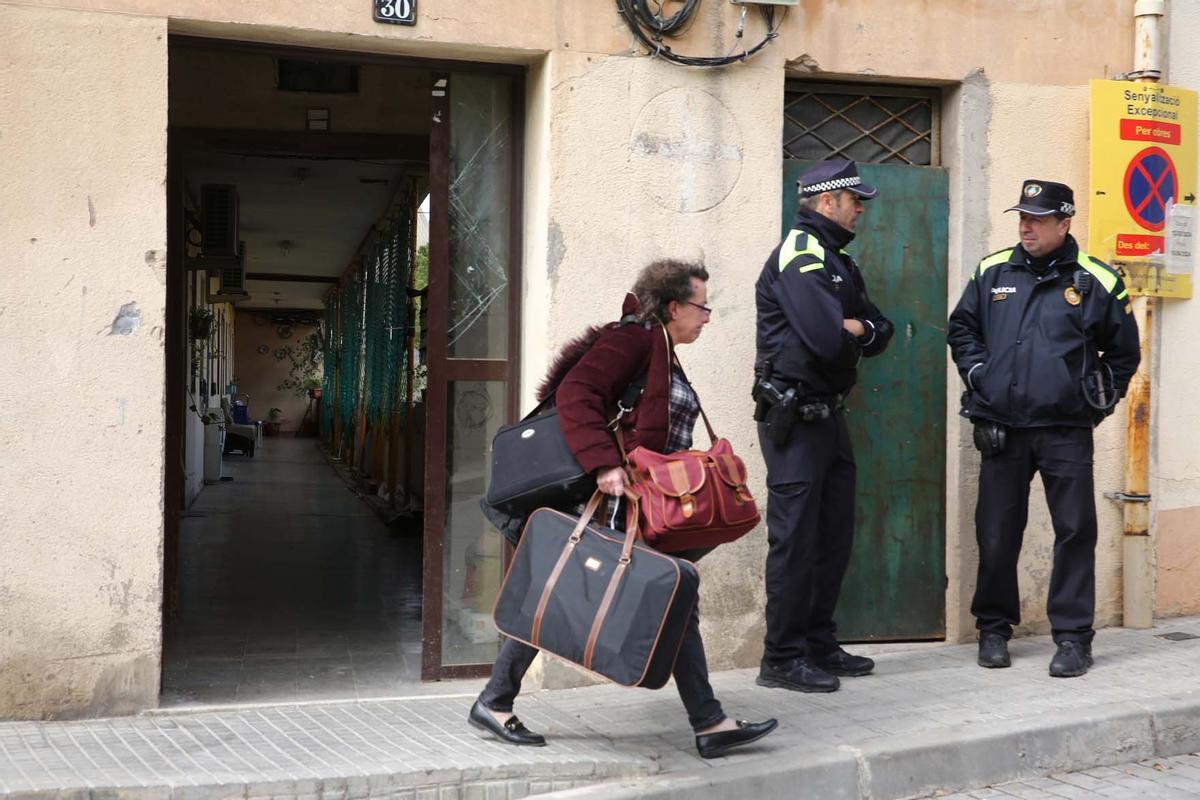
755, 207, 894, 395
947, 235, 1141, 428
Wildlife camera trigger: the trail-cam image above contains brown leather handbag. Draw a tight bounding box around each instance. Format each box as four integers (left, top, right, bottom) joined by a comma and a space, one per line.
621, 357, 761, 553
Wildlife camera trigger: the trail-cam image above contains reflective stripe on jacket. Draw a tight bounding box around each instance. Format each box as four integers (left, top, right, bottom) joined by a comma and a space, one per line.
755, 212, 893, 395
946, 236, 1140, 428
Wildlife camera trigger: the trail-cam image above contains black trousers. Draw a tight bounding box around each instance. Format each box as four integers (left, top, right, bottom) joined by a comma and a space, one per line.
477, 547, 725, 732
972, 425, 1097, 645
758, 413, 856, 665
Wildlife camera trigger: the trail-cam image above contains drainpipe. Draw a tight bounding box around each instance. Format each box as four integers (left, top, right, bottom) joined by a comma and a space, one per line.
1118, 0, 1165, 629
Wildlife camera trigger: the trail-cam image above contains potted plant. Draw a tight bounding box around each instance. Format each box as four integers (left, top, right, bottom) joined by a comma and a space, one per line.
189, 307, 215, 342
265, 407, 283, 436
305, 377, 323, 399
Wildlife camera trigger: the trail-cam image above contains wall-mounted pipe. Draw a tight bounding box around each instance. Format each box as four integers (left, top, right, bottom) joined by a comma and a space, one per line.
1130, 0, 1165, 81
1121, 0, 1164, 629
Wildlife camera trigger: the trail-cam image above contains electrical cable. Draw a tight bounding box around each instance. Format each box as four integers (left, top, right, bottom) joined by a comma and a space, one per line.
615, 0, 784, 68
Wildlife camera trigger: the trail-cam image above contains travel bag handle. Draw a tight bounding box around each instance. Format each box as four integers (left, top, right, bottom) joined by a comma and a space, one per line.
584, 489, 641, 670
531, 489, 639, 648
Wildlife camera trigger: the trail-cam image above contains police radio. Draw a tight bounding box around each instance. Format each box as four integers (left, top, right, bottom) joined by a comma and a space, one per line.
1072, 269, 1117, 414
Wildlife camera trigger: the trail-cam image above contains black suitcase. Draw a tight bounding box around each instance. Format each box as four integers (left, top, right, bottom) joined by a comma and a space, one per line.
484, 404, 596, 516
493, 492, 699, 689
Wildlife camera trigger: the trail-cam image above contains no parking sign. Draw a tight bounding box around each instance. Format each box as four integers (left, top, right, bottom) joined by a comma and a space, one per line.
1090, 80, 1197, 298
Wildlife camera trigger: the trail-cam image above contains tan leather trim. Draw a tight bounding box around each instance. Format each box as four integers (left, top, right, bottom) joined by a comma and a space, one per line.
530, 491, 603, 646
582, 518, 640, 668
583, 560, 627, 669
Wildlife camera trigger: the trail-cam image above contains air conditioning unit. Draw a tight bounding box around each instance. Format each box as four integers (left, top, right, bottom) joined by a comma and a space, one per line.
201, 184, 239, 258
208, 241, 249, 303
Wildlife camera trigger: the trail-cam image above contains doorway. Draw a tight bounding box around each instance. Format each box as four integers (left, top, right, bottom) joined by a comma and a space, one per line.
161, 37, 522, 704
782, 81, 949, 640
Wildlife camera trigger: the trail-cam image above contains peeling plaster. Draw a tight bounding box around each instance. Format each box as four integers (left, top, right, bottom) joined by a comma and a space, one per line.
108, 301, 141, 336
547, 219, 566, 285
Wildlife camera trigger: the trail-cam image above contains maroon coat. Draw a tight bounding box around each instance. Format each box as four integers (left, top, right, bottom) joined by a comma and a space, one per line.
549, 294, 676, 474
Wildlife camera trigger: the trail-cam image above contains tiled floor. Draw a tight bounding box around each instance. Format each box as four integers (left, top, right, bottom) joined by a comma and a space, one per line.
162, 438, 481, 706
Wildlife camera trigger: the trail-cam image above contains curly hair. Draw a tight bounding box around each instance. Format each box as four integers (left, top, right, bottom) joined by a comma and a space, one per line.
631, 259, 709, 324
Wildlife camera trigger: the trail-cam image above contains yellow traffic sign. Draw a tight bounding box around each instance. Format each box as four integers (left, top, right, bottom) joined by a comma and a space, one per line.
1089, 79, 1197, 298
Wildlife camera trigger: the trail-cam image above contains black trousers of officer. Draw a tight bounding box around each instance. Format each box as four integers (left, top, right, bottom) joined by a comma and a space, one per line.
758, 411, 856, 666
972, 425, 1097, 644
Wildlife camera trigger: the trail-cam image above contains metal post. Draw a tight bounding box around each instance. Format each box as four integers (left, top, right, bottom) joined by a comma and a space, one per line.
1120, 0, 1165, 628
1122, 297, 1154, 627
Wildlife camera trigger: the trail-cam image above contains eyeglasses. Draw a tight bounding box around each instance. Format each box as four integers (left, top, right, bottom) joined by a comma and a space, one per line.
685, 300, 713, 316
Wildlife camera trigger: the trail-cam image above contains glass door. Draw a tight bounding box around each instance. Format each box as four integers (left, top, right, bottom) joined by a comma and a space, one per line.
422, 71, 522, 679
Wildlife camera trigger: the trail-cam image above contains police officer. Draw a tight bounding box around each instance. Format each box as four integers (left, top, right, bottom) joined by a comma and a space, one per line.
947, 179, 1140, 677
754, 160, 894, 693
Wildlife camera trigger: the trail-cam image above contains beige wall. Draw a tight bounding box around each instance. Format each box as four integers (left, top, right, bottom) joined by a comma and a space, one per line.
1156, 6, 1200, 617
232, 312, 320, 433
1, 0, 1159, 716
0, 5, 168, 718
532, 50, 784, 670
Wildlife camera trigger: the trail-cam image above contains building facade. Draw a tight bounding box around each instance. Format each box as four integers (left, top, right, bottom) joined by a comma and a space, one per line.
3, 0, 1194, 720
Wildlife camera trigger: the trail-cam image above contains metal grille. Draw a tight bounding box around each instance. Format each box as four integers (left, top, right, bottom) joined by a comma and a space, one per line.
784, 83, 939, 166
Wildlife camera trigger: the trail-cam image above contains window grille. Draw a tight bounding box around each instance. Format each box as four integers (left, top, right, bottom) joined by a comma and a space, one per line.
784, 83, 939, 166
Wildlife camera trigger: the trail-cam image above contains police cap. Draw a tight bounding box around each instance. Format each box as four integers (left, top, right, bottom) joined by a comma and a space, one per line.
1006, 179, 1076, 217
797, 159, 878, 199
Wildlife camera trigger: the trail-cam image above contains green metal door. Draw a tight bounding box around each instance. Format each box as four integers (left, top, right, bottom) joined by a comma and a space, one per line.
782, 161, 948, 640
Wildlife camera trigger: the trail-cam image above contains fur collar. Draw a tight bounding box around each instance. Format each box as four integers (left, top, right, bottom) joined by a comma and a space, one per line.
537, 325, 605, 402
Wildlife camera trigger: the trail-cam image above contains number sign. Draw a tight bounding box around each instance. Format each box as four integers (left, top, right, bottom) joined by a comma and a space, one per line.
373, 0, 416, 25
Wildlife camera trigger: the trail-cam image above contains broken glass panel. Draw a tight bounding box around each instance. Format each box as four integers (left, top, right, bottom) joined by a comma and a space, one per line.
447, 73, 512, 360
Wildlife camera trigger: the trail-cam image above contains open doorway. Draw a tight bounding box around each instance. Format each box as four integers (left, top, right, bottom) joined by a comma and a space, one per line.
161, 37, 522, 705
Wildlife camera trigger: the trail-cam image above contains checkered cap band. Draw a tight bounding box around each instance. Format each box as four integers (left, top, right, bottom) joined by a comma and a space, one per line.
801, 176, 862, 194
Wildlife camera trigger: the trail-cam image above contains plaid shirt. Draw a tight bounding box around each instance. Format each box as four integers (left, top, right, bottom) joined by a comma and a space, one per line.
665, 367, 700, 454
588, 367, 698, 530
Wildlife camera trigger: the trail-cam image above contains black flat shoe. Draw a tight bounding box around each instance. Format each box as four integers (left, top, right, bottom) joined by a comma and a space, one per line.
815, 648, 875, 677
756, 658, 840, 692
696, 719, 779, 759
467, 700, 547, 746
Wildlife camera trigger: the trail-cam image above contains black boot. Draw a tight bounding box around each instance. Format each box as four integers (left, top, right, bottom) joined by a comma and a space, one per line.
815, 647, 875, 677
977, 632, 1011, 668
756, 658, 840, 692
1049, 641, 1093, 678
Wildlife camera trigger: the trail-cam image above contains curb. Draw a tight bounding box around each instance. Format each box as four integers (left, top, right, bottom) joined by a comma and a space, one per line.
541, 690, 1200, 800
1, 758, 654, 800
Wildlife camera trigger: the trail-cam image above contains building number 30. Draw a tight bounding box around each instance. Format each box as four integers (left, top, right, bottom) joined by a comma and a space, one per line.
377, 0, 414, 21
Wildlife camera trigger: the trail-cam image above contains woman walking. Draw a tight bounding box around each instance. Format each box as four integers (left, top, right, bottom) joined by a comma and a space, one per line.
468, 259, 777, 759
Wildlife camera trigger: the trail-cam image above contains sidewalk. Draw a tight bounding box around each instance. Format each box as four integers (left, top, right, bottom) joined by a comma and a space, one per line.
3, 618, 1200, 800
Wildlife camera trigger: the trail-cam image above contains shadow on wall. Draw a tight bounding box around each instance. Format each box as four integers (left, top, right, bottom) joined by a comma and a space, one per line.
233, 311, 321, 432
